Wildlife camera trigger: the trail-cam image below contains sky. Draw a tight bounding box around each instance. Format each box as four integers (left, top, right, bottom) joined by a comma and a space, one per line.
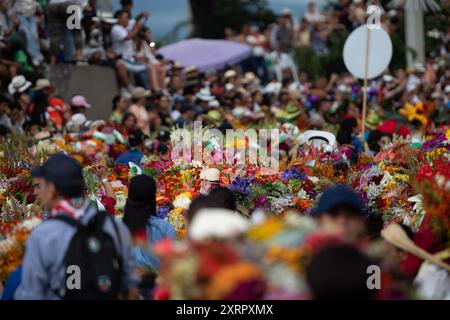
111, 0, 330, 41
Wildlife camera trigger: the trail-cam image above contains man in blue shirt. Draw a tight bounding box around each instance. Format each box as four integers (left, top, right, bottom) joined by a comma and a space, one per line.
15, 153, 140, 299
116, 129, 147, 166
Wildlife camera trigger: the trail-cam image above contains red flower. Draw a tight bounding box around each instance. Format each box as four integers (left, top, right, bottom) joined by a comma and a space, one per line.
303, 232, 344, 252
416, 163, 434, 183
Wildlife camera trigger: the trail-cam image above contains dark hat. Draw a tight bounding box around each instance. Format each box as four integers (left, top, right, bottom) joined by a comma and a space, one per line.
31, 153, 84, 197
180, 104, 195, 114
128, 129, 147, 148
120, 0, 133, 6
157, 130, 170, 142
128, 174, 156, 205
174, 95, 185, 105
312, 184, 364, 217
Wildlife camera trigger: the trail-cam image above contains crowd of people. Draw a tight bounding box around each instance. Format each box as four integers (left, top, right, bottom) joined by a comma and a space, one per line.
0, 0, 449, 300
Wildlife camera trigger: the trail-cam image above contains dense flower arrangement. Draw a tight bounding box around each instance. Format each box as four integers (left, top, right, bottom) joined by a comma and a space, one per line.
0, 123, 449, 286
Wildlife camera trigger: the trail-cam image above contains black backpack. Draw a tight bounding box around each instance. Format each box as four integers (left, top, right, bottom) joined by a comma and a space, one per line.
52, 210, 123, 300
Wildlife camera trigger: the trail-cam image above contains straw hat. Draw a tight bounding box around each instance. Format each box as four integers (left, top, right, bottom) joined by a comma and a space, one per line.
131, 87, 151, 99
224, 69, 237, 80
204, 110, 223, 126
34, 78, 52, 91
276, 103, 302, 123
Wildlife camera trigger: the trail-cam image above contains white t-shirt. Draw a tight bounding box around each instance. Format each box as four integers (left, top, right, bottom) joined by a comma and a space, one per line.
414, 264, 450, 300
111, 24, 134, 61
246, 34, 266, 57
304, 11, 325, 24
136, 43, 158, 64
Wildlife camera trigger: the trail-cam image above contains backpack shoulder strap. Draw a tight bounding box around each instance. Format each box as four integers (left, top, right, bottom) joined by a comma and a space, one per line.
95, 211, 123, 249
49, 214, 83, 229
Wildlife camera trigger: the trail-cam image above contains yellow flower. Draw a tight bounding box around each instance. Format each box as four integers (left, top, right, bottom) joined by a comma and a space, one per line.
399, 102, 428, 126
265, 246, 302, 272
247, 218, 284, 241
426, 147, 447, 162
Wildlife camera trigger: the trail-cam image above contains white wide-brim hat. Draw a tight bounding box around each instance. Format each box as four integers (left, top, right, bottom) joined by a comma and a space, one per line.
8, 75, 32, 95
301, 130, 337, 148
189, 208, 250, 241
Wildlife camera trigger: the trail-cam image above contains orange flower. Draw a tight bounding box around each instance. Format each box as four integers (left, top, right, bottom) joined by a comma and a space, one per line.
204, 262, 262, 299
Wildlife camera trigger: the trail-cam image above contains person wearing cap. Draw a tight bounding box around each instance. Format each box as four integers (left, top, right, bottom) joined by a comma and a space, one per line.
15, 153, 139, 299
170, 95, 185, 123
194, 88, 215, 113
70, 95, 91, 115
8, 75, 32, 97
175, 103, 196, 127
128, 87, 151, 135
8, 75, 33, 125
199, 167, 220, 195
28, 79, 53, 128
311, 184, 367, 242
122, 175, 176, 295
116, 129, 147, 166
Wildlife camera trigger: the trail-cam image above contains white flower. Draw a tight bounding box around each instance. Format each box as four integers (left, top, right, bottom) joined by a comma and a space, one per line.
20, 217, 42, 230
366, 182, 381, 200
380, 172, 393, 187
173, 193, 192, 210
309, 176, 319, 184
408, 194, 424, 213
296, 189, 309, 199
191, 160, 203, 168
115, 192, 128, 211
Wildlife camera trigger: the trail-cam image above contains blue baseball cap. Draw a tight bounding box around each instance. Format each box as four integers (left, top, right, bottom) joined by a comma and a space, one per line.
31, 153, 85, 197
312, 184, 365, 217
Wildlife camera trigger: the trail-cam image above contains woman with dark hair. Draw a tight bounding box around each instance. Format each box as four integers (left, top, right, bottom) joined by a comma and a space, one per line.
110, 94, 128, 123
336, 117, 364, 162
123, 174, 176, 272
135, 27, 166, 91
121, 112, 137, 135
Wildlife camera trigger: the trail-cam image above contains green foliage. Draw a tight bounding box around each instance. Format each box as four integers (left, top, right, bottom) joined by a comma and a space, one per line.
293, 30, 349, 80
189, 0, 276, 38
424, 2, 450, 57
287, 179, 303, 194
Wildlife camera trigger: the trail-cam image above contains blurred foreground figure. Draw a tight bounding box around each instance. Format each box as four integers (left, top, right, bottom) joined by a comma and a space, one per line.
15, 154, 139, 300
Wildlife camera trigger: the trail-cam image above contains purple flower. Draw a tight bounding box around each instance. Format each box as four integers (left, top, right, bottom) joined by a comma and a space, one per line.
254, 196, 268, 208
229, 177, 253, 195
157, 206, 170, 219
224, 279, 266, 300
422, 134, 447, 152
280, 169, 307, 181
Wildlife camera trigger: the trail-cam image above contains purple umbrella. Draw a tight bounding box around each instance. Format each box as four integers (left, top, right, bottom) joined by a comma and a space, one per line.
158, 38, 252, 72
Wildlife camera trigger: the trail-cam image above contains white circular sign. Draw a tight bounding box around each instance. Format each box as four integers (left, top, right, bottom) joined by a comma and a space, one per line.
343, 25, 393, 80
